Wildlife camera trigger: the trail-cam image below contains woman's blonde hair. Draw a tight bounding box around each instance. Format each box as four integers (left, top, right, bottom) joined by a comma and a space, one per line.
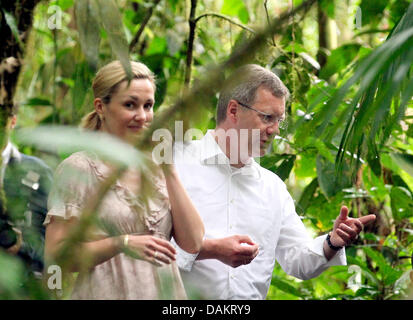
80, 60, 156, 131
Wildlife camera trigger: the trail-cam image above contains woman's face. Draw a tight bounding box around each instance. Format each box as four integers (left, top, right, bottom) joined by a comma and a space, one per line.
95, 78, 155, 143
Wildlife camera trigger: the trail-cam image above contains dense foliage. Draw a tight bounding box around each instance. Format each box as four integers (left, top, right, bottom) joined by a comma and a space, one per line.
0, 0, 412, 299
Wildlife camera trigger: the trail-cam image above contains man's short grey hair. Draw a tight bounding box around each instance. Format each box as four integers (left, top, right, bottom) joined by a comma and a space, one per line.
216, 64, 290, 124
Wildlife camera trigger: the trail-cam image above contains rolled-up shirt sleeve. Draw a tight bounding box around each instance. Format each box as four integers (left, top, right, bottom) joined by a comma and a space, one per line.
274, 190, 346, 280
171, 237, 199, 272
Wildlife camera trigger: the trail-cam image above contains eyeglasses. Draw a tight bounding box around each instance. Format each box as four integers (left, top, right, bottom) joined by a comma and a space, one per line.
236, 100, 285, 128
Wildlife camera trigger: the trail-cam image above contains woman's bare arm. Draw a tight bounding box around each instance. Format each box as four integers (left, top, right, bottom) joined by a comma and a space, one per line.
45, 216, 177, 271
163, 165, 205, 254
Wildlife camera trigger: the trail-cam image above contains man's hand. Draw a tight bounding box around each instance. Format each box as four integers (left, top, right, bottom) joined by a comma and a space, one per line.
330, 206, 376, 248
198, 235, 259, 268
6, 228, 22, 255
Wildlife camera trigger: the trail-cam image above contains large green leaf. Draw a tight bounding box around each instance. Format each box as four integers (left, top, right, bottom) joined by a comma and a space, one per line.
391, 152, 413, 177
316, 154, 352, 198
390, 186, 413, 221
275, 155, 296, 181
319, 44, 361, 79
271, 275, 305, 298
0, 252, 25, 296
221, 0, 249, 24
94, 0, 132, 80
22, 97, 52, 106
359, 0, 389, 26
15, 126, 148, 169
3, 10, 23, 49
297, 178, 318, 214
260, 154, 296, 181
319, 0, 335, 19
312, 2, 413, 178
72, 62, 93, 113
363, 247, 403, 286
75, 0, 101, 69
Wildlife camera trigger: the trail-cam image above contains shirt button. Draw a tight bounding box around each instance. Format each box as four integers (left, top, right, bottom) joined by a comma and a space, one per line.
230, 199, 234, 204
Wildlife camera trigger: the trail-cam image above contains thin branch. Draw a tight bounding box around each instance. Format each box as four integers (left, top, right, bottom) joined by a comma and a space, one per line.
194, 12, 255, 34
353, 28, 392, 38
184, 0, 198, 91
184, 9, 256, 91
129, 0, 162, 53
264, 0, 276, 46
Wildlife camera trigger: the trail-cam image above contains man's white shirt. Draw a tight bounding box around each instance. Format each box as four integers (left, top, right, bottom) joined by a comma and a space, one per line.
173, 131, 346, 300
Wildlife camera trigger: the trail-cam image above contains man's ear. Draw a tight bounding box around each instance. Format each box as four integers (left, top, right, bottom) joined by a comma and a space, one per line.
10, 115, 17, 129
226, 100, 239, 123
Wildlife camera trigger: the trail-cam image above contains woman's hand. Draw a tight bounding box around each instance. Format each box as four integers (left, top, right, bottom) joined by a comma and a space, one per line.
123, 234, 176, 267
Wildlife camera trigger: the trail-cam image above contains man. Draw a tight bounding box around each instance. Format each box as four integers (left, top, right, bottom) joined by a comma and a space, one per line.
173, 64, 376, 299
0, 104, 52, 277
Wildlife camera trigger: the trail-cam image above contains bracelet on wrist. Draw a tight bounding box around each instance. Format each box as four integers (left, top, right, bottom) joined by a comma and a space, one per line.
326, 232, 343, 251
119, 234, 129, 252
123, 234, 129, 248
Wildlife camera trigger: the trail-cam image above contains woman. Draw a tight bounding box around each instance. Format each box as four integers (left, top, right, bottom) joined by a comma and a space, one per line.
44, 60, 204, 299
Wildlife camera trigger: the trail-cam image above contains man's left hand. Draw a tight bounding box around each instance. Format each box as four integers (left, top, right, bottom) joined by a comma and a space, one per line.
330, 206, 376, 248
6, 228, 22, 255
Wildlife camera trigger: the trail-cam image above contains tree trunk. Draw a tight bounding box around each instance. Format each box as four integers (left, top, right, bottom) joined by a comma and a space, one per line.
0, 0, 41, 213
1, 0, 40, 118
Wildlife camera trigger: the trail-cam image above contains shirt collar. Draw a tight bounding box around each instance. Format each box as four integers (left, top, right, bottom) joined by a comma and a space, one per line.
200, 130, 226, 164
200, 130, 261, 179
1, 142, 12, 165
1, 142, 21, 165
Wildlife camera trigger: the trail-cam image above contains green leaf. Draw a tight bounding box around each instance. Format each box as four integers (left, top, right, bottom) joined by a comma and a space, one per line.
146, 36, 168, 55
72, 62, 93, 111
259, 153, 285, 172
319, 0, 335, 19
260, 154, 296, 181
366, 140, 381, 177
221, 0, 249, 24
294, 153, 316, 178
315, 27, 413, 139
297, 178, 318, 215
319, 44, 361, 79
346, 255, 380, 286
3, 10, 23, 49
271, 275, 305, 298
94, 0, 133, 80
359, 0, 388, 26
390, 186, 413, 221
316, 154, 352, 198
56, 0, 75, 10
275, 155, 296, 181
15, 126, 147, 169
363, 247, 403, 286
75, 0, 101, 69
390, 153, 413, 177
167, 0, 179, 12
0, 252, 25, 295
23, 97, 52, 106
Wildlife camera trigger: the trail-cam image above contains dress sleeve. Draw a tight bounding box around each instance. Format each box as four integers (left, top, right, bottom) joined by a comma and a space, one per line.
44, 153, 94, 225
274, 187, 347, 280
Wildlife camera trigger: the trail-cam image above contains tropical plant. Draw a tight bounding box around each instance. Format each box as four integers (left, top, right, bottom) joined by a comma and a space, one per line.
0, 0, 412, 300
